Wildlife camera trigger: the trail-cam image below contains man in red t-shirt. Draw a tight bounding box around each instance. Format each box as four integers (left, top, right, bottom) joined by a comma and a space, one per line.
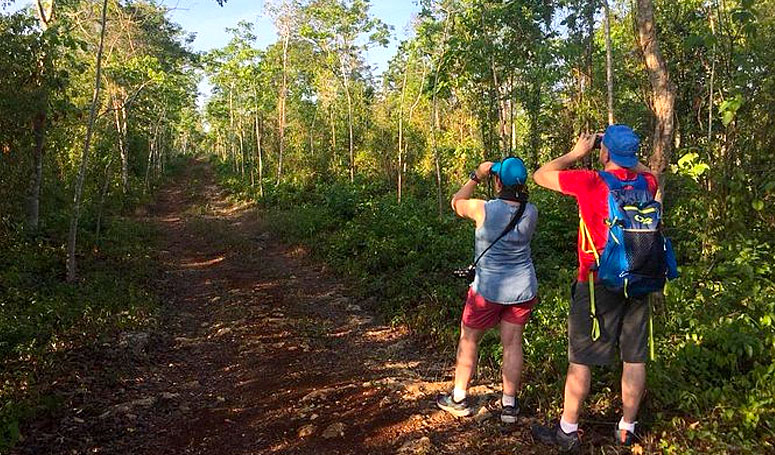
531, 125, 656, 450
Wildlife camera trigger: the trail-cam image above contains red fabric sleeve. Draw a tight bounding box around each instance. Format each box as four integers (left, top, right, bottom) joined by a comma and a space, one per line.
558, 170, 600, 198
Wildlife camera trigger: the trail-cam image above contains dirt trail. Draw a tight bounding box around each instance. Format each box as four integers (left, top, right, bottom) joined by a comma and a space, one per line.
14, 159, 544, 455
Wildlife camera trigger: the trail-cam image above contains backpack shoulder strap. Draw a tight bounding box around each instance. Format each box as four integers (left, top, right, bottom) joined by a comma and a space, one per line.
597, 171, 622, 190
598, 171, 650, 192
632, 173, 649, 191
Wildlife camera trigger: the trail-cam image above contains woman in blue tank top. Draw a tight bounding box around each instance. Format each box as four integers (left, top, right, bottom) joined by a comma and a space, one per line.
436, 157, 539, 424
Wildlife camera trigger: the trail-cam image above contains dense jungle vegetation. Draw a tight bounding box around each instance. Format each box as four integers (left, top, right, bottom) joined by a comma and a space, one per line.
2, 0, 775, 453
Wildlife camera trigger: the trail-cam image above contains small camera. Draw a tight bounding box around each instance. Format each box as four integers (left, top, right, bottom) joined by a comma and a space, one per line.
593, 135, 603, 149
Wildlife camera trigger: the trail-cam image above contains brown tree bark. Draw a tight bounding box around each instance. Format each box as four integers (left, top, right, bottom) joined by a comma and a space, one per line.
636, 0, 676, 200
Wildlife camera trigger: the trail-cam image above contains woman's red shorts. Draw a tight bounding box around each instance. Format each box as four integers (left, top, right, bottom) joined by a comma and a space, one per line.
461, 287, 537, 329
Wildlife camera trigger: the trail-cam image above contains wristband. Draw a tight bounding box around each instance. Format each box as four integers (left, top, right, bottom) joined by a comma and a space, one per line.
469, 170, 481, 183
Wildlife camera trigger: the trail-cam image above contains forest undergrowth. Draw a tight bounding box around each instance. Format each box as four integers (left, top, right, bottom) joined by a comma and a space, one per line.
0, 165, 181, 451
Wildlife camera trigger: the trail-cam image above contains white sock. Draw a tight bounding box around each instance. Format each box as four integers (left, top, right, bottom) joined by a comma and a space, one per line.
452, 387, 467, 403
560, 418, 579, 434
501, 394, 516, 407
618, 417, 636, 433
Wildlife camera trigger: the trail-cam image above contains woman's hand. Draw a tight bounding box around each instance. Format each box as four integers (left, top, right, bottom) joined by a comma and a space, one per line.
476, 161, 494, 180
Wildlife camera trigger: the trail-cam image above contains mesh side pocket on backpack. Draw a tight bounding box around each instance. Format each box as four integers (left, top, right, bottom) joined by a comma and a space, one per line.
623, 230, 665, 277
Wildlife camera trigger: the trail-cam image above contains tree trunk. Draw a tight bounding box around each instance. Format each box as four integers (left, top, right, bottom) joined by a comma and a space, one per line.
27, 0, 56, 231
66, 0, 109, 282
238, 121, 245, 179
397, 55, 410, 203
330, 105, 337, 168
277, 33, 289, 184
431, 10, 451, 217
112, 93, 129, 194
229, 85, 237, 174
95, 158, 112, 244
707, 10, 716, 143
343, 73, 355, 183
433, 106, 443, 217
254, 88, 264, 197
636, 0, 676, 200
603, 0, 615, 125
27, 111, 45, 230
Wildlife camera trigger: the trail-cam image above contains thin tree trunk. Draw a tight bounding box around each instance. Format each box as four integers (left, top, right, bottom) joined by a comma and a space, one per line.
636, 0, 676, 201
112, 92, 129, 193
480, 4, 507, 155
433, 106, 443, 216
95, 158, 112, 244
397, 54, 410, 203
603, 0, 615, 125
330, 105, 337, 168
431, 10, 451, 217
343, 73, 355, 183
707, 9, 716, 143
66, 0, 108, 282
405, 60, 427, 176
277, 33, 289, 183
258, 115, 264, 197
229, 86, 237, 174
238, 120, 245, 179
308, 104, 318, 157
27, 111, 45, 230
27, 0, 55, 230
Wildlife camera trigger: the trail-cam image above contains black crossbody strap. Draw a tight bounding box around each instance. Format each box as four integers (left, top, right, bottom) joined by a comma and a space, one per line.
472, 199, 528, 267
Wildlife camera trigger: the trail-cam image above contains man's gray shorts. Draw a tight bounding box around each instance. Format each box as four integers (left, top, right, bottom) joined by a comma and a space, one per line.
568, 281, 649, 365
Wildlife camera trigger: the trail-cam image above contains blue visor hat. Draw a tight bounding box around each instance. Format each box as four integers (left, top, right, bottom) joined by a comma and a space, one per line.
490, 157, 527, 186
602, 124, 640, 168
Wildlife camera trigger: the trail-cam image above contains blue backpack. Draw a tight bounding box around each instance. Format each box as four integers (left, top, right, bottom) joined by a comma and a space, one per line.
581, 171, 678, 298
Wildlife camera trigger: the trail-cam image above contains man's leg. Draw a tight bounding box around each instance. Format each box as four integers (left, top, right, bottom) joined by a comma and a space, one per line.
621, 362, 646, 423
561, 362, 592, 425
532, 362, 590, 450
499, 320, 525, 397
617, 294, 649, 444
453, 322, 485, 395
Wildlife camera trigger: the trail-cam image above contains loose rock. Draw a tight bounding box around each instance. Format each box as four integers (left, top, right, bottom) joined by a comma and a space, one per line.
322, 422, 345, 439
398, 436, 432, 454
298, 424, 316, 438
474, 406, 493, 423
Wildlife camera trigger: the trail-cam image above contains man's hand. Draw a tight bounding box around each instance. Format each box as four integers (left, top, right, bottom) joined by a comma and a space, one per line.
534, 132, 598, 192
570, 133, 598, 160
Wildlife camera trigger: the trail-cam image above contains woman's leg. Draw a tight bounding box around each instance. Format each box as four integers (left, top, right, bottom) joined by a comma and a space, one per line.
499, 320, 525, 397
453, 321, 486, 395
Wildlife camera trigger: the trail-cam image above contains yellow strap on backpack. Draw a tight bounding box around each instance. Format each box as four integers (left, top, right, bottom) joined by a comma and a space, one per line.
589, 272, 600, 341
580, 218, 601, 341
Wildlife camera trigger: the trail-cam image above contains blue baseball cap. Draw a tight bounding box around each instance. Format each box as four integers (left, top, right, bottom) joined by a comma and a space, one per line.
490, 157, 527, 186
602, 124, 640, 168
